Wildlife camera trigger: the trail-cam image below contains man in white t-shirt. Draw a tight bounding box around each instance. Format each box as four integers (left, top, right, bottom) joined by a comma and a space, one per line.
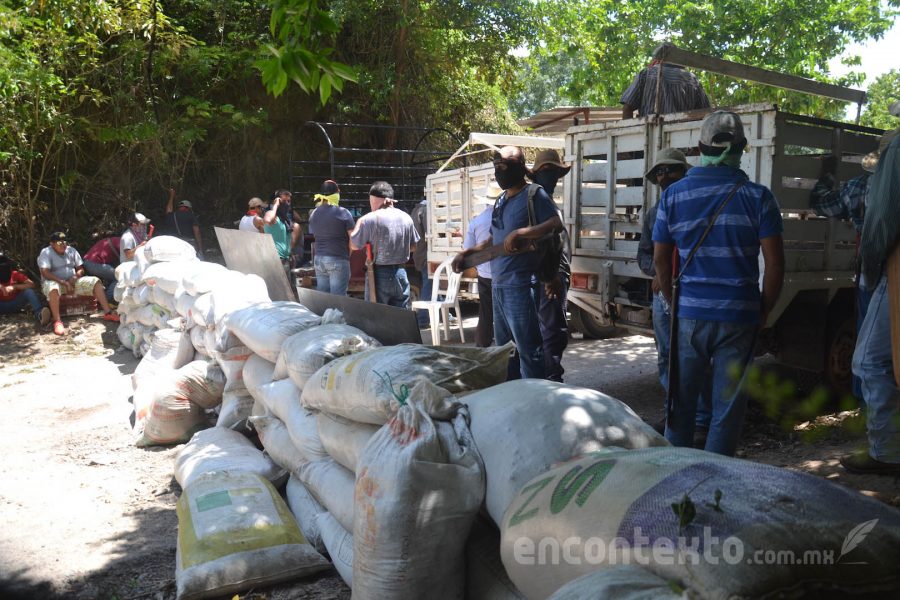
120, 212, 151, 263
38, 231, 119, 335
239, 197, 265, 233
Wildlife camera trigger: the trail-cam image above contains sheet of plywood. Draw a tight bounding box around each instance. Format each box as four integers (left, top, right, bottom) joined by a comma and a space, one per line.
214, 227, 295, 301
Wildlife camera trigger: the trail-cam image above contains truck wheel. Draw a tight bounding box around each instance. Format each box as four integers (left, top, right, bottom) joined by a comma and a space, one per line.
824, 315, 855, 395
570, 306, 617, 340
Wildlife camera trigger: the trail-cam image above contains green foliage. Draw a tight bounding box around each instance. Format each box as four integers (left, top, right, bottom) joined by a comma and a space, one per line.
860, 70, 900, 130
514, 0, 899, 120
256, 0, 357, 101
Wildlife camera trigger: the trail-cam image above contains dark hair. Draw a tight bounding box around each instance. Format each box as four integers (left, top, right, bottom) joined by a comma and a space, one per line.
369, 181, 394, 199
273, 189, 292, 199
321, 180, 340, 195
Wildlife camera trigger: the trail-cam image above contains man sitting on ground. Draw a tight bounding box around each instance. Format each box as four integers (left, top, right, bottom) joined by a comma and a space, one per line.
0, 251, 51, 327
38, 231, 119, 336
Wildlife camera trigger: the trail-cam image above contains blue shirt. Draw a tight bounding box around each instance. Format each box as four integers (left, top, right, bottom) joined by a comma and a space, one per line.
464, 205, 493, 279
653, 166, 783, 323
490, 185, 558, 287
309, 204, 355, 259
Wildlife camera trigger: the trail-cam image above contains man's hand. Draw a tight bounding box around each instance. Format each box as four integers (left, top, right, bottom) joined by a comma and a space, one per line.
451, 250, 469, 273
64, 279, 75, 295
1, 284, 14, 295
503, 228, 530, 254
544, 276, 563, 300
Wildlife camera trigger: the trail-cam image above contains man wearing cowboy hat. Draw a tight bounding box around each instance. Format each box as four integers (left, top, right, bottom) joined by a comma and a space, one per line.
638, 148, 711, 442
529, 149, 572, 382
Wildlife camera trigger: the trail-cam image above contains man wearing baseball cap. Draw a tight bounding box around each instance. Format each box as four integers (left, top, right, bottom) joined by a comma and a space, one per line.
164, 188, 203, 257
38, 231, 119, 335
120, 212, 151, 263
239, 197, 266, 233
653, 110, 785, 456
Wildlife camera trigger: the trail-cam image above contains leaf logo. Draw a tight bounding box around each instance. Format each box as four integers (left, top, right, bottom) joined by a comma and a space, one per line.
838, 519, 878, 563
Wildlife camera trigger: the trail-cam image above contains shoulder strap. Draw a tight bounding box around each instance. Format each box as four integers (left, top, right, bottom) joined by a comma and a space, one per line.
674, 180, 745, 283
525, 183, 541, 227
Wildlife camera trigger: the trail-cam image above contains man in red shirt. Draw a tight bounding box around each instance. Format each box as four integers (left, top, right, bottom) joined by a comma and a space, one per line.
83, 234, 121, 301
0, 251, 51, 326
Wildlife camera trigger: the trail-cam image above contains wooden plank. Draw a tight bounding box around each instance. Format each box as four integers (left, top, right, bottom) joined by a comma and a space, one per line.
777, 122, 833, 150
614, 159, 647, 180
654, 44, 866, 104
579, 213, 608, 230
771, 185, 815, 211
773, 155, 822, 180
612, 186, 645, 207
580, 186, 610, 207
782, 218, 856, 243
582, 162, 608, 183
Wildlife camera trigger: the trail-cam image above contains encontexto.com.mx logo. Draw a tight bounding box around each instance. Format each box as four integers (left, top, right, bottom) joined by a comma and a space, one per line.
512, 519, 878, 567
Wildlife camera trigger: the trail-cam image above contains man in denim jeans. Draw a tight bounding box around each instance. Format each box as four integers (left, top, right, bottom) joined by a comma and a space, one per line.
453, 146, 562, 379
309, 180, 355, 296
350, 181, 419, 308
842, 124, 900, 475
653, 112, 784, 456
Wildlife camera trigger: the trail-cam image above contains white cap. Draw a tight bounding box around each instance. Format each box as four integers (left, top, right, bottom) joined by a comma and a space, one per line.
134, 212, 150, 224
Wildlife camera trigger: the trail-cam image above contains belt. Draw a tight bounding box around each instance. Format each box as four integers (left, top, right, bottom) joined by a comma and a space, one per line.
374, 263, 404, 268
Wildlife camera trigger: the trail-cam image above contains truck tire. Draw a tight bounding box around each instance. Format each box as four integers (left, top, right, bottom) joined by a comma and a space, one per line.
570, 306, 617, 340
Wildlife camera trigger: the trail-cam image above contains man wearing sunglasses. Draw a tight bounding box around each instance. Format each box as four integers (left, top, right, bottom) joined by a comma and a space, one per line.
453, 146, 562, 379
38, 231, 119, 335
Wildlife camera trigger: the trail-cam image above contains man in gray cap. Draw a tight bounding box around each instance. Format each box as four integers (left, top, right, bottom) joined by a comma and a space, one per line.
653, 111, 785, 456
637, 148, 710, 442
164, 187, 203, 257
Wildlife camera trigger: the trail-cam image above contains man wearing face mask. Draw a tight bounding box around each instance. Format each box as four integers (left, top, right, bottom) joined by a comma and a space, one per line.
120, 212, 151, 263
453, 146, 563, 380
529, 149, 571, 382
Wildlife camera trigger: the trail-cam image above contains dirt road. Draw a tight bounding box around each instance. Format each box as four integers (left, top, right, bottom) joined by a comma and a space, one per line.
0, 311, 897, 599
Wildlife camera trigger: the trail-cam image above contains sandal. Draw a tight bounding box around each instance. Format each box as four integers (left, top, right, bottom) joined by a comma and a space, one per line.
53, 320, 67, 336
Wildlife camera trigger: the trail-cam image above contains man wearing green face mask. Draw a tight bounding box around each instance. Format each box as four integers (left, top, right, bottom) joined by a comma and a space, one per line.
652, 110, 785, 456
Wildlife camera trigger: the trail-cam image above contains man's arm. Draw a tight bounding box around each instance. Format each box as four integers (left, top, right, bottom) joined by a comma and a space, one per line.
193, 225, 203, 254
759, 234, 785, 327
349, 218, 366, 251
502, 214, 562, 254
622, 103, 637, 119
451, 236, 492, 273
653, 242, 675, 303
165, 188, 175, 214
263, 199, 279, 226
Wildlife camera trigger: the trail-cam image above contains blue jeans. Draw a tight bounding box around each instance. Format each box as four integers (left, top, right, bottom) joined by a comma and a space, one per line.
653, 293, 712, 428
852, 282, 874, 401
493, 283, 545, 380
314, 255, 351, 296
365, 265, 411, 309
664, 318, 757, 456
417, 273, 433, 327
851, 275, 900, 463
83, 260, 116, 302
0, 288, 43, 318
537, 276, 569, 382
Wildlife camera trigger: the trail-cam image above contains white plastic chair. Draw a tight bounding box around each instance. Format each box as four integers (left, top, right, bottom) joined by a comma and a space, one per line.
411, 257, 465, 346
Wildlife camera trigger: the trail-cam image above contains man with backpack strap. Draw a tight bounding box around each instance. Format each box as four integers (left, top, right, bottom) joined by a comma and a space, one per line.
453, 146, 562, 380
653, 111, 784, 456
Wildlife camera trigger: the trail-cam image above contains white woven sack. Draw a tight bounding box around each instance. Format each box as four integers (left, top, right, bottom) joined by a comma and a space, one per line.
182, 261, 229, 296
254, 379, 328, 462
316, 412, 378, 473
113, 282, 127, 303
142, 261, 186, 294
547, 566, 680, 600
249, 415, 309, 473
273, 323, 381, 390
174, 286, 196, 319
189, 326, 206, 354
465, 379, 668, 526
115, 260, 141, 286
117, 323, 136, 350
175, 471, 328, 600
223, 301, 324, 363
466, 518, 525, 600
135, 382, 208, 447
352, 380, 483, 600
297, 458, 355, 533
144, 235, 198, 263
132, 328, 193, 391
134, 283, 152, 305
316, 512, 353, 587
175, 360, 226, 409
285, 475, 327, 554
208, 274, 269, 327
215, 390, 255, 430
243, 354, 276, 393
174, 427, 282, 489
301, 343, 512, 425
214, 345, 252, 393
191, 292, 213, 328
500, 448, 900, 600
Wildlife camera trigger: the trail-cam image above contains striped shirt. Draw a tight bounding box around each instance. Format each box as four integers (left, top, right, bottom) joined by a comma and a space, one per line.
620, 64, 710, 117
809, 173, 867, 232
653, 166, 783, 323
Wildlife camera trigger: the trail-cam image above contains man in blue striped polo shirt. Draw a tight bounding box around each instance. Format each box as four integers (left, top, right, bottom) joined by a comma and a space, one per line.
653, 111, 785, 456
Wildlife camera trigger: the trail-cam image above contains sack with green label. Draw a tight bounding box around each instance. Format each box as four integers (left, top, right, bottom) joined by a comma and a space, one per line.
500, 447, 900, 600
465, 379, 667, 526
301, 343, 512, 424
175, 470, 328, 600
